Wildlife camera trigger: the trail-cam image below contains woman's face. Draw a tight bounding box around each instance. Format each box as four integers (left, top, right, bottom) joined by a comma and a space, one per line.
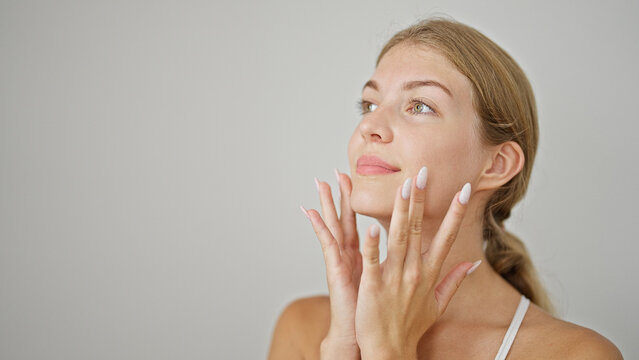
347, 42, 489, 223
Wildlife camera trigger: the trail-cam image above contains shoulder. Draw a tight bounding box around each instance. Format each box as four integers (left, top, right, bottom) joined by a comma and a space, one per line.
267, 295, 330, 360
560, 324, 623, 359
518, 303, 623, 359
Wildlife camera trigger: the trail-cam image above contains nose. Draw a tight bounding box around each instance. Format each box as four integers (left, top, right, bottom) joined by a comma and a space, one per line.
358, 107, 393, 143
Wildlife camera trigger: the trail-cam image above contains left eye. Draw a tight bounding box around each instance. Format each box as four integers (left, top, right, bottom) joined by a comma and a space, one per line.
410, 101, 434, 114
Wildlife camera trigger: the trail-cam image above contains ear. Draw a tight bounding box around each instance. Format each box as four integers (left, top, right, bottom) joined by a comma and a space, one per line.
475, 141, 525, 192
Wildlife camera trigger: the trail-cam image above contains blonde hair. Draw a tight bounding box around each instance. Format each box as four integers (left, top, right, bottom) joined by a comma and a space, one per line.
376, 16, 556, 316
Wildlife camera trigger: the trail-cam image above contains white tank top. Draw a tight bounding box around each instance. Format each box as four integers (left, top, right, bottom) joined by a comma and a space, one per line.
494, 294, 530, 360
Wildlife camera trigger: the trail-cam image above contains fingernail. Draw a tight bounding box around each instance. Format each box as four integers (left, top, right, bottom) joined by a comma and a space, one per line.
459, 182, 471, 205
401, 177, 412, 199
416, 166, 428, 189
314, 177, 320, 192
369, 224, 380, 237
466, 259, 482, 276
334, 168, 341, 201
300, 205, 310, 219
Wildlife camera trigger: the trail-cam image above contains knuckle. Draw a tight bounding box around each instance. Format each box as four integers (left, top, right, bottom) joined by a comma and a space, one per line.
445, 231, 459, 247
409, 219, 423, 235
404, 265, 422, 284
395, 229, 410, 245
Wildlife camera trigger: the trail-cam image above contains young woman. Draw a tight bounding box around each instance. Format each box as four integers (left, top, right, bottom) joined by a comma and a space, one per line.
268, 17, 623, 360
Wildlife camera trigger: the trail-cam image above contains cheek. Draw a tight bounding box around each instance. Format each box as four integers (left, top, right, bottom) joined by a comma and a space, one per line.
419, 125, 475, 174
405, 131, 475, 216
347, 134, 357, 170
401, 131, 459, 171
347, 127, 369, 170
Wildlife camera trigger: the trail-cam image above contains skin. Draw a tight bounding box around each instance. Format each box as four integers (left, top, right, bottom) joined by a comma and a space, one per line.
346, 42, 522, 330
270, 42, 624, 359
309, 41, 528, 358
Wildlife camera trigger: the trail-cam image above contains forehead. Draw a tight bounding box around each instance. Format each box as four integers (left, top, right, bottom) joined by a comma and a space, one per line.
370, 43, 472, 99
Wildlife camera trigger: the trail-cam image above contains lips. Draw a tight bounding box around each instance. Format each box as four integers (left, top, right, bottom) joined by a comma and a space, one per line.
356, 155, 400, 172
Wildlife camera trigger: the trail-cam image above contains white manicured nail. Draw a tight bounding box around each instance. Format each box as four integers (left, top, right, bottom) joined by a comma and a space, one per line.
466, 259, 482, 276
334, 168, 341, 201
459, 182, 471, 205
416, 166, 428, 189
300, 205, 310, 219
401, 177, 412, 199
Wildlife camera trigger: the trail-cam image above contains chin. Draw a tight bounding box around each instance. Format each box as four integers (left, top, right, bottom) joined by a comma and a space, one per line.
349, 186, 394, 219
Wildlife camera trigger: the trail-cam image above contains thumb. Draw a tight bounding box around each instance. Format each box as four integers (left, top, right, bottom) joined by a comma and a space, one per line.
434, 260, 482, 316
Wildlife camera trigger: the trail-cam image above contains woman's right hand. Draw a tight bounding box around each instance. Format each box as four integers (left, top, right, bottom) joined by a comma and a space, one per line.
301, 169, 364, 354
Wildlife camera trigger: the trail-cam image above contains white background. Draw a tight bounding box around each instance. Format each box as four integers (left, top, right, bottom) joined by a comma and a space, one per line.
1, 0, 637, 358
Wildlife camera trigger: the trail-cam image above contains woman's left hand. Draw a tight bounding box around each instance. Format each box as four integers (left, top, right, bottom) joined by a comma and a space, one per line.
354, 167, 479, 359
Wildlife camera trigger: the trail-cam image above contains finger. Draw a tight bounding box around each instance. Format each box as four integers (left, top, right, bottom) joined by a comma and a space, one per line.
315, 177, 344, 253
362, 223, 381, 283
335, 169, 359, 251
424, 183, 471, 278
305, 207, 343, 272
404, 166, 428, 271
434, 261, 477, 317
384, 176, 412, 282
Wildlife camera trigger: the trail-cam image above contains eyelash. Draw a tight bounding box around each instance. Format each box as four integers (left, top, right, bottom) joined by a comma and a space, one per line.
356, 98, 437, 116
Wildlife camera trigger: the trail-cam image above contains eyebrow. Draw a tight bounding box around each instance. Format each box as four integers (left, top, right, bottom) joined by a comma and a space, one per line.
362, 79, 453, 99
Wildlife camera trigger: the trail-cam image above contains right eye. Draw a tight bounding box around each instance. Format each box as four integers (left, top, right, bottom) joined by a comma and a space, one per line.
357, 99, 378, 115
